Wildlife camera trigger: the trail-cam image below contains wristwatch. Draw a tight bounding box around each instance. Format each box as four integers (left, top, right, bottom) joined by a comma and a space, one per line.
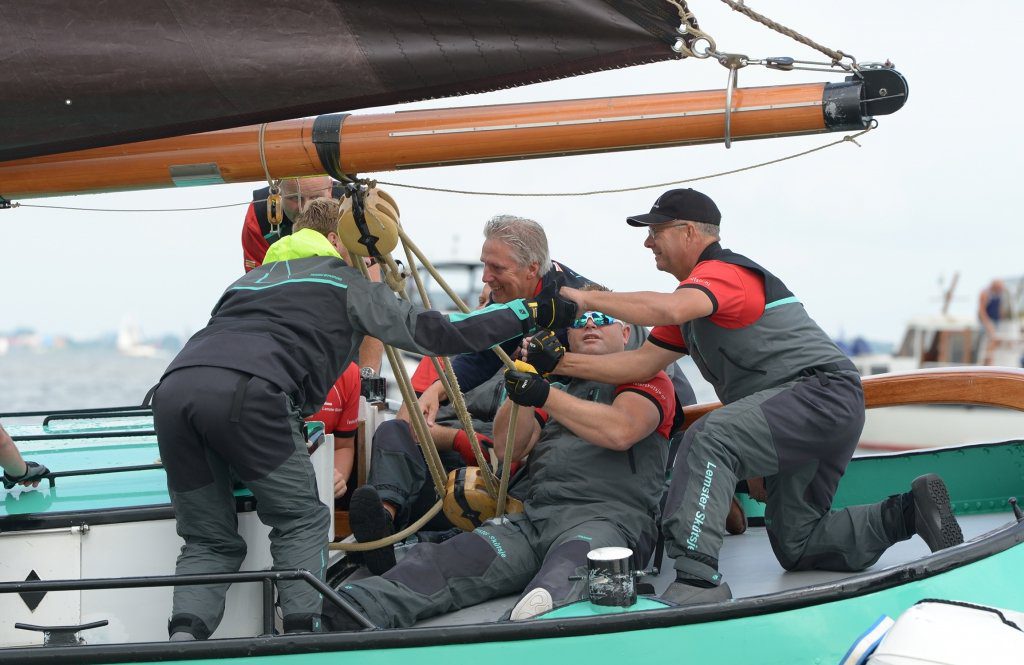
360, 367, 376, 380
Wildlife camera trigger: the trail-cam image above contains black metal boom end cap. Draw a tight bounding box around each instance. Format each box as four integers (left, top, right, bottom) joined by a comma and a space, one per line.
856, 66, 909, 117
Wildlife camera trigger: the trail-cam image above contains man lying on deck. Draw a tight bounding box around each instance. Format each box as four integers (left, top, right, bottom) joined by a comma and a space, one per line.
152, 197, 578, 639
533, 187, 965, 606
326, 292, 675, 629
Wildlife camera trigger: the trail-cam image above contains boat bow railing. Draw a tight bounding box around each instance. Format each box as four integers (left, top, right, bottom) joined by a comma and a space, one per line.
680, 366, 1024, 429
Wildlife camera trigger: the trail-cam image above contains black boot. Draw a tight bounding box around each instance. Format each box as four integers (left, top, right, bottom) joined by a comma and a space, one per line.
349, 485, 397, 575
910, 474, 964, 552
660, 578, 733, 606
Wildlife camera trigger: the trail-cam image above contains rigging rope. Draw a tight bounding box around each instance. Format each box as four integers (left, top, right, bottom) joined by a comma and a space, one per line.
377, 126, 874, 197
716, 0, 851, 66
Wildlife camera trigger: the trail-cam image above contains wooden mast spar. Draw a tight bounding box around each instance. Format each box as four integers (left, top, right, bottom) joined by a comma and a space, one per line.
0, 70, 907, 200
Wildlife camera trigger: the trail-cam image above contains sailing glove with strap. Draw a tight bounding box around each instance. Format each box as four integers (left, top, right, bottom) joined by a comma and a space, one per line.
504, 361, 550, 408
3, 461, 50, 490
525, 296, 577, 331
526, 330, 565, 374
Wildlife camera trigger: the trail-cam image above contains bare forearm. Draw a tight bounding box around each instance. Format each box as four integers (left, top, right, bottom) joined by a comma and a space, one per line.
358, 337, 384, 373
334, 437, 355, 478
0, 427, 27, 477
542, 390, 637, 450
579, 290, 691, 327
558, 345, 669, 385
493, 400, 537, 462
427, 424, 459, 450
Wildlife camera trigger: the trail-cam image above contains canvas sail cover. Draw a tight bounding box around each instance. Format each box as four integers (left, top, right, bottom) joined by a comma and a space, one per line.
0, 0, 681, 162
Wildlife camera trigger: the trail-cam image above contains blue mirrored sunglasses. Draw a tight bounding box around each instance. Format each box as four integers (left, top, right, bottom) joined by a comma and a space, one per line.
570, 311, 618, 329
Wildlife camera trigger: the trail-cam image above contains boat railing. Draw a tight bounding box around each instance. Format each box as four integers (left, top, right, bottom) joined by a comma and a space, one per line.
0, 405, 152, 421
0, 568, 374, 644
39, 463, 164, 488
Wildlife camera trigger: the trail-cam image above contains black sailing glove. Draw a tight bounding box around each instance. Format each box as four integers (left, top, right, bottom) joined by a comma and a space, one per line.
3, 461, 50, 490
525, 295, 577, 331
504, 368, 551, 408
526, 330, 566, 374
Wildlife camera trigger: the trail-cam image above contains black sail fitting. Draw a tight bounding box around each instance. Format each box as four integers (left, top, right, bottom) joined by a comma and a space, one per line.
822, 67, 908, 131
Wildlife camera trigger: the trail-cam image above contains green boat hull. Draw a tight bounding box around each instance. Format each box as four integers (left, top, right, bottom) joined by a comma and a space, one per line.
4, 437, 1022, 664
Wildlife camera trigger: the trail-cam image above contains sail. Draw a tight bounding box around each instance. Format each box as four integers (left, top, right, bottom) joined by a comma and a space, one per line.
0, 0, 681, 163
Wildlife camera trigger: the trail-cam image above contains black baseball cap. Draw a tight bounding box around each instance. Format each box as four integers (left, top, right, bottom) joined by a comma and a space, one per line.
626, 188, 721, 227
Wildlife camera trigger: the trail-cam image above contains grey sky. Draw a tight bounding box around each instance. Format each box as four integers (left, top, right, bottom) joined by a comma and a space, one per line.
2, 1, 1020, 344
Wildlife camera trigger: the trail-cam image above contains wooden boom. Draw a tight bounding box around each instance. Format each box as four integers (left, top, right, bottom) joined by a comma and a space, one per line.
0, 71, 907, 200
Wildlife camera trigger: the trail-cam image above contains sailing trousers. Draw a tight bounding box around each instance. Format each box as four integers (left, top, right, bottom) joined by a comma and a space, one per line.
154, 366, 330, 638
368, 420, 464, 531
333, 513, 629, 628
663, 370, 898, 585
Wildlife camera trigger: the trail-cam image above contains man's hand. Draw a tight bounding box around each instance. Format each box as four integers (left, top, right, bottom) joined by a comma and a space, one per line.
399, 381, 447, 428
504, 366, 551, 408
3, 461, 49, 490
333, 469, 348, 498
525, 295, 577, 331
417, 381, 448, 426
525, 330, 565, 374
559, 286, 587, 315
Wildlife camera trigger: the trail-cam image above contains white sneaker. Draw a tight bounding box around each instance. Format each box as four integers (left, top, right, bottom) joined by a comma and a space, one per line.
509, 587, 553, 621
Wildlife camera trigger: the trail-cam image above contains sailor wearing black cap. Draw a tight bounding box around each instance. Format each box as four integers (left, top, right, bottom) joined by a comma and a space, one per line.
529, 188, 964, 606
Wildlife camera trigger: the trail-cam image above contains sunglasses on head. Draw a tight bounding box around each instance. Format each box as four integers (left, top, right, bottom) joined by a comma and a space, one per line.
570, 311, 618, 329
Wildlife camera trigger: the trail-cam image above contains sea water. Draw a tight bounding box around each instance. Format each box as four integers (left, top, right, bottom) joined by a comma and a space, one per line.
0, 349, 718, 414
0, 350, 169, 413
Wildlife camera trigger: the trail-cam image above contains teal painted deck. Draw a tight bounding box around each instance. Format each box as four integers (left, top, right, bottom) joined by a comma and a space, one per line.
3, 418, 169, 516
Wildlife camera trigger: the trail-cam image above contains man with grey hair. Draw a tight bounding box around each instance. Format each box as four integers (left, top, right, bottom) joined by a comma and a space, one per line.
414, 214, 596, 421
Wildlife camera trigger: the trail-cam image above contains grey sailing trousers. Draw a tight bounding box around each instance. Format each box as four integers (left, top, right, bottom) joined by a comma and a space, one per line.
662, 370, 895, 585
336, 513, 629, 628
154, 366, 330, 636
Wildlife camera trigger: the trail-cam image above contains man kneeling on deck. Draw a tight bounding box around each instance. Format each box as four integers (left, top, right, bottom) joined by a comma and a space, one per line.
153, 197, 577, 639
327, 291, 675, 629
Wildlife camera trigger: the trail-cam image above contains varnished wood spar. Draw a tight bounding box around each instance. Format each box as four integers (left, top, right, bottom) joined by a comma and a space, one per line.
0, 83, 830, 199
341, 83, 829, 172
680, 367, 1024, 431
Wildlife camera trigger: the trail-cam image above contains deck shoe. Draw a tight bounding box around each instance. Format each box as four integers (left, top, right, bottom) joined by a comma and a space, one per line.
911, 474, 964, 552
349, 485, 397, 575
167, 614, 210, 641
660, 581, 732, 606
509, 587, 553, 621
